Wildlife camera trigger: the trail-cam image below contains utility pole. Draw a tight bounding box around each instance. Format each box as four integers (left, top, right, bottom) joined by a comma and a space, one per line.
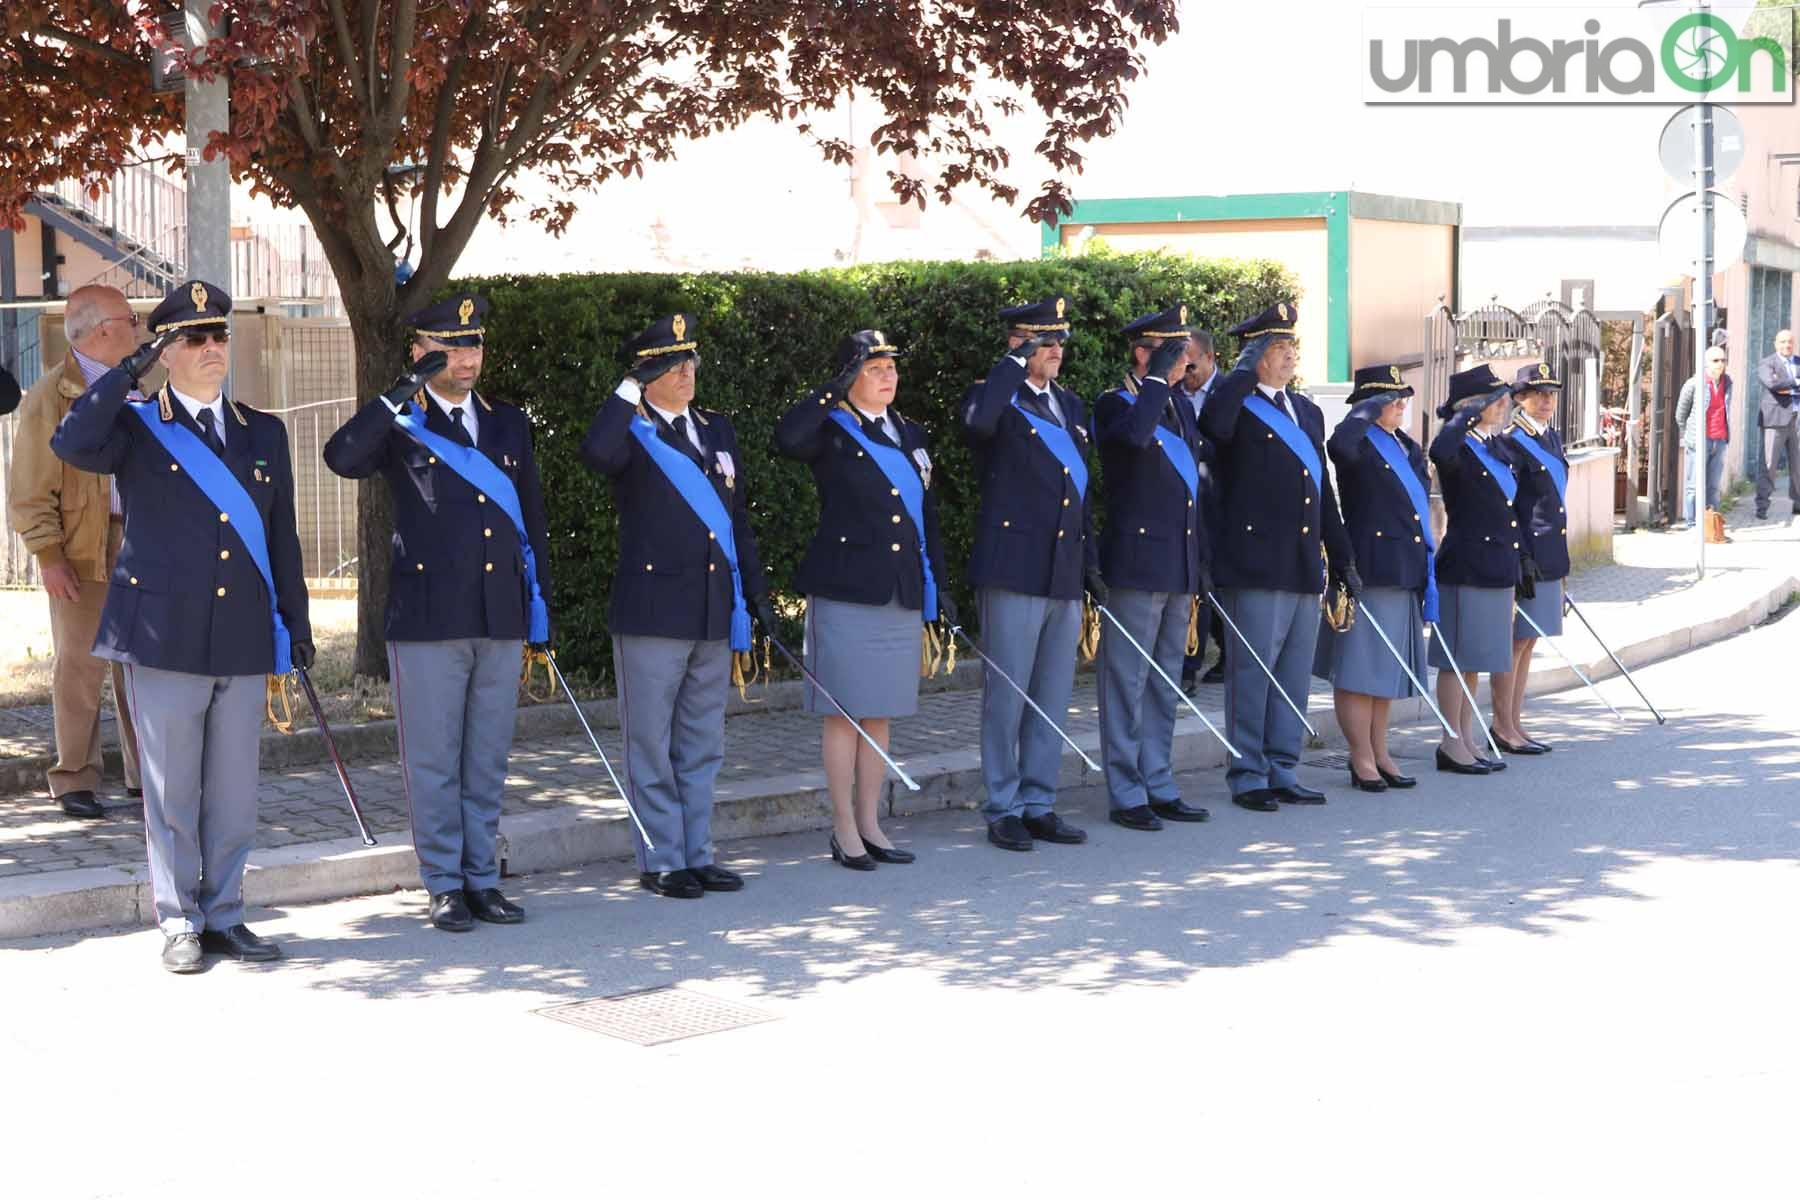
183, 0, 230, 289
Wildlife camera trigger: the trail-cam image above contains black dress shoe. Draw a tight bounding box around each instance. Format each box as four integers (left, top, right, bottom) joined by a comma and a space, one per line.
429, 890, 476, 931
200, 924, 282, 961
830, 834, 877, 871
1181, 673, 1199, 696
1273, 784, 1327, 805
639, 870, 704, 898
1201, 663, 1226, 685
1150, 798, 1211, 823
58, 790, 104, 819
1478, 756, 1507, 772
1232, 789, 1280, 812
161, 933, 204, 974
1522, 736, 1552, 753
1376, 766, 1418, 789
1348, 769, 1388, 793
987, 815, 1034, 852
861, 839, 915, 864
464, 887, 525, 924
1021, 811, 1087, 844
1109, 804, 1164, 832
1488, 727, 1547, 755
691, 864, 744, 892
1434, 747, 1491, 775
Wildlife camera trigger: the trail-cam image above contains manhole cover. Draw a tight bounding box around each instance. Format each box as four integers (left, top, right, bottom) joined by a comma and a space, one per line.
535, 987, 776, 1046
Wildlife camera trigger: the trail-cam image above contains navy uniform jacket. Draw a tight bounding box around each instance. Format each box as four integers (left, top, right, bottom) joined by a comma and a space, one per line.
961, 356, 1097, 601
774, 394, 949, 609
1493, 421, 1571, 581
581, 394, 769, 641
50, 368, 311, 676
322, 392, 552, 642
1093, 373, 1209, 594
1326, 408, 1431, 592
1200, 366, 1352, 595
1429, 407, 1522, 589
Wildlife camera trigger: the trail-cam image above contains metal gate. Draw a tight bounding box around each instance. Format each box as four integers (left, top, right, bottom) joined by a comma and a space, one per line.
1421, 298, 1605, 450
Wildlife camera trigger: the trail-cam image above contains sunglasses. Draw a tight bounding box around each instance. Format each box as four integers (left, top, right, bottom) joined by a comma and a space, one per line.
178, 331, 231, 347
100, 313, 141, 329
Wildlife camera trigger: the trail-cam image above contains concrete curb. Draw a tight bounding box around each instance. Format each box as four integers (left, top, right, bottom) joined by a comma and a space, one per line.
4, 576, 1796, 941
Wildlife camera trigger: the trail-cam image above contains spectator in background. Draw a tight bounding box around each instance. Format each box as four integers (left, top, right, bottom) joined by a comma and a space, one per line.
1174, 329, 1226, 692
1754, 329, 1799, 520
4, 286, 143, 819
0, 363, 21, 416
1675, 345, 1732, 529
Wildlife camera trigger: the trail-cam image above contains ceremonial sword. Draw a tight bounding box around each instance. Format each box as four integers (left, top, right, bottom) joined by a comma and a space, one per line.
542, 650, 656, 850
1563, 592, 1666, 724
1425, 622, 1508, 764
1205, 591, 1319, 739
294, 666, 376, 846
763, 633, 921, 791
1512, 604, 1625, 722
1095, 604, 1240, 759
1352, 603, 1457, 738
949, 625, 1100, 772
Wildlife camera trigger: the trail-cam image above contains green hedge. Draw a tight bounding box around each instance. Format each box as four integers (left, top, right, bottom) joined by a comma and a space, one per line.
458, 250, 1294, 681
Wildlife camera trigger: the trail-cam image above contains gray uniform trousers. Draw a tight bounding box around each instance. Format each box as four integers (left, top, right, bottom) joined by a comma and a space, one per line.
614, 634, 730, 875
1221, 588, 1319, 796
1758, 422, 1800, 511
977, 587, 1081, 821
389, 638, 521, 896
122, 665, 262, 936
1097, 588, 1189, 812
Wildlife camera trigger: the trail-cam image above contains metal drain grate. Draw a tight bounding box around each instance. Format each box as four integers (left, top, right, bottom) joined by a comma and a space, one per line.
535, 987, 777, 1046
1304, 750, 1418, 770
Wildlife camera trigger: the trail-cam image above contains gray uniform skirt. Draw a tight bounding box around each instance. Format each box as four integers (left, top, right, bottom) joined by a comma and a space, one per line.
803, 596, 922, 718
1312, 586, 1427, 699
1427, 584, 1515, 674
1513, 576, 1564, 639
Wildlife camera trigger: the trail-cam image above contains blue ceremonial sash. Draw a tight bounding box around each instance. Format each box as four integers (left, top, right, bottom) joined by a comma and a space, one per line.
392, 409, 550, 644
1508, 427, 1567, 502
126, 402, 292, 674
1364, 423, 1441, 624
1010, 398, 1088, 498
1243, 393, 1323, 489
1116, 387, 1199, 500
828, 410, 937, 622
627, 414, 751, 652
1465, 434, 1519, 503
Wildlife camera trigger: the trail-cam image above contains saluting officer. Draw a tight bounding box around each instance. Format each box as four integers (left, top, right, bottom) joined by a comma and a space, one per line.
1488, 363, 1569, 756
1092, 305, 1214, 831
1428, 364, 1519, 776
51, 280, 312, 973
775, 330, 956, 871
962, 296, 1099, 853
1201, 301, 1356, 813
1318, 364, 1433, 792
322, 294, 550, 933
582, 314, 772, 899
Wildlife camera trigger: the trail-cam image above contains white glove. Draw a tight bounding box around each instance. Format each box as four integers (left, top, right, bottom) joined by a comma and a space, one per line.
616, 377, 643, 405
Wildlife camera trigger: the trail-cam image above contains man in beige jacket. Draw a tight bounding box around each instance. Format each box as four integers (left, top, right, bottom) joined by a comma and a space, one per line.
6, 285, 143, 818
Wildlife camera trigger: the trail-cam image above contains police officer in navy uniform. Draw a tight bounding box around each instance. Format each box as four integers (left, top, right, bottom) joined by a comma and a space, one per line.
582, 314, 772, 898
1092, 305, 1214, 831
1488, 362, 1568, 756
962, 296, 1098, 852
323, 294, 550, 932
1201, 301, 1357, 813
51, 280, 312, 973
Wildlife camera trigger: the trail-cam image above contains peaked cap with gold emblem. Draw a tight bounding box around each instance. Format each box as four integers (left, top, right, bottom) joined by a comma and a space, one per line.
1510, 361, 1563, 392
407, 293, 489, 347
1121, 303, 1192, 340
999, 296, 1072, 340
1346, 362, 1415, 405
622, 312, 701, 369
1227, 300, 1298, 341
832, 328, 903, 374
148, 278, 232, 336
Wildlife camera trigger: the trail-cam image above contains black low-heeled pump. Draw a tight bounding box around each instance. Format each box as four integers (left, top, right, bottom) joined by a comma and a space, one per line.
1348, 768, 1388, 793
1376, 766, 1418, 789
1489, 726, 1548, 756
862, 839, 916, 864
830, 834, 876, 872
1435, 747, 1491, 776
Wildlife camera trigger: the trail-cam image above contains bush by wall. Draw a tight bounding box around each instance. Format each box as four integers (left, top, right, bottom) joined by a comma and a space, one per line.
458, 250, 1295, 681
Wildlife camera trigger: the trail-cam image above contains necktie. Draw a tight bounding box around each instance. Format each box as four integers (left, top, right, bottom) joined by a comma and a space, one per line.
449, 406, 473, 447
1269, 390, 1291, 423
1030, 389, 1061, 428
197, 407, 223, 455
672, 415, 703, 465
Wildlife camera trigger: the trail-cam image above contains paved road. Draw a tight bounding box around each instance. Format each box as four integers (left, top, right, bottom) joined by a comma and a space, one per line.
5, 606, 1798, 1198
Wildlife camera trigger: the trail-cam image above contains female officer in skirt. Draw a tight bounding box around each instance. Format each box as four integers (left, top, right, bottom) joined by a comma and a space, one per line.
1488, 363, 1570, 755
1428, 364, 1519, 775
775, 330, 956, 870
1315, 365, 1431, 792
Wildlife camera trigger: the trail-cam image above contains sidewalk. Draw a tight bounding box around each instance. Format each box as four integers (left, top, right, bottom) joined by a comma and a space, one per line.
4, 500, 1797, 938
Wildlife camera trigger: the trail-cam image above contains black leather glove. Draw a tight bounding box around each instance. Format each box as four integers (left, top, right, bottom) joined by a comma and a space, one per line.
1516, 556, 1538, 601
1083, 567, 1109, 607
290, 639, 316, 670
1338, 561, 1363, 598
821, 350, 869, 403
1456, 392, 1498, 418
937, 590, 960, 629
1006, 332, 1054, 368
119, 332, 174, 384
1146, 334, 1190, 382
752, 596, 780, 638
380, 350, 448, 408
1349, 396, 1390, 424
1233, 334, 1273, 375
628, 353, 685, 385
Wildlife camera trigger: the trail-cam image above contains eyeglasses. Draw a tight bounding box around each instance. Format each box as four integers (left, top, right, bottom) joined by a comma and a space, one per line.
178, 331, 231, 347
99, 313, 141, 329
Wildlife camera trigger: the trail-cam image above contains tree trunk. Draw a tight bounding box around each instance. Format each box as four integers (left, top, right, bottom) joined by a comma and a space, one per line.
345, 290, 406, 680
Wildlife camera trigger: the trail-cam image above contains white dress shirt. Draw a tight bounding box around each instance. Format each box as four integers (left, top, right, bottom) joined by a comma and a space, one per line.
647, 401, 704, 454
1022, 378, 1066, 427
427, 385, 478, 446
852, 401, 900, 443
171, 385, 227, 449
1256, 382, 1294, 422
